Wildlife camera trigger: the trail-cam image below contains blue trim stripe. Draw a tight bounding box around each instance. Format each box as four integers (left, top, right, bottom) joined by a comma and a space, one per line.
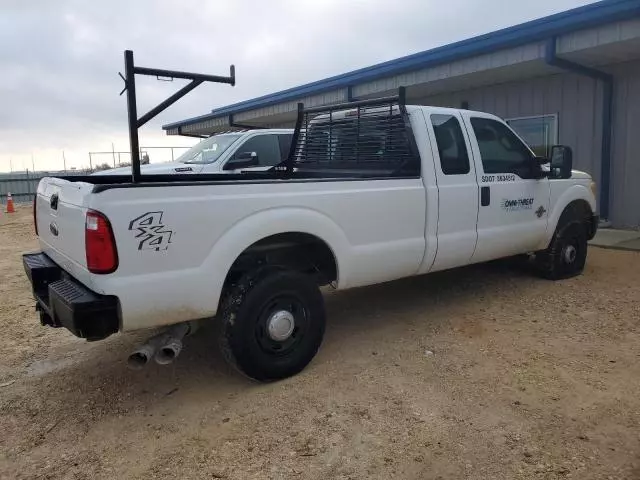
164, 0, 640, 130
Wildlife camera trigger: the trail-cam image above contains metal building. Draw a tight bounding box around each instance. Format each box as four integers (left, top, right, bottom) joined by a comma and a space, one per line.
164, 0, 640, 228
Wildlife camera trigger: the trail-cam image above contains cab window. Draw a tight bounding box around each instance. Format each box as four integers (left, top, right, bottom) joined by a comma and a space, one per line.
233, 135, 280, 167
431, 114, 470, 175
470, 117, 534, 177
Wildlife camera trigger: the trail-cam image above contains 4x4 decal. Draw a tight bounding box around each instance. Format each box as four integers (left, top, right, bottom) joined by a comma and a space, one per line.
128, 212, 173, 251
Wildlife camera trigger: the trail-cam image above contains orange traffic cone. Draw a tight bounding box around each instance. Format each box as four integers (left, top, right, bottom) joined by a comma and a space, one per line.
6, 192, 15, 213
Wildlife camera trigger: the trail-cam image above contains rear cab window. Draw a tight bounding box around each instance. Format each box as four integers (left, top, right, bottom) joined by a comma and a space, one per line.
298, 108, 420, 177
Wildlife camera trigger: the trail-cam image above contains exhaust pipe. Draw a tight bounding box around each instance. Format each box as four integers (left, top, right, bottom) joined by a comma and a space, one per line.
154, 322, 191, 365
127, 321, 196, 370
127, 334, 165, 370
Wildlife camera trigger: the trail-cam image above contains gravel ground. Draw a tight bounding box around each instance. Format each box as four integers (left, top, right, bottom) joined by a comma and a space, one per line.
1, 206, 640, 480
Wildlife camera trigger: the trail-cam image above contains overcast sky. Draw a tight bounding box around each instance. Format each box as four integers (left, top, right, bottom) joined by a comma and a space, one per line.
0, 0, 596, 172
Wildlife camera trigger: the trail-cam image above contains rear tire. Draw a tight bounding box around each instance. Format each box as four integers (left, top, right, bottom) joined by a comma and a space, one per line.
218, 268, 325, 381
535, 220, 588, 280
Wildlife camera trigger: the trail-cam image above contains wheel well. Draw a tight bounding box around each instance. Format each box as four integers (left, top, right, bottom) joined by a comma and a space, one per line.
559, 199, 593, 226
224, 232, 338, 289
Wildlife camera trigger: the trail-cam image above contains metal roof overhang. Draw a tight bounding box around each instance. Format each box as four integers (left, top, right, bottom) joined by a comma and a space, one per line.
164, 0, 640, 136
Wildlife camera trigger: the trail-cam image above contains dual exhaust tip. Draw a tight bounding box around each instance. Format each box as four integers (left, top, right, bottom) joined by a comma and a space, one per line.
127, 322, 191, 370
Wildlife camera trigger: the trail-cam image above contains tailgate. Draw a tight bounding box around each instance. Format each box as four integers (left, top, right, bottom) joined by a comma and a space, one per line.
36, 177, 94, 278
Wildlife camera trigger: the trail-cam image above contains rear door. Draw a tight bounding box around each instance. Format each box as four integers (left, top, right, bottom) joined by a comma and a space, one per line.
463, 113, 550, 262
425, 111, 479, 272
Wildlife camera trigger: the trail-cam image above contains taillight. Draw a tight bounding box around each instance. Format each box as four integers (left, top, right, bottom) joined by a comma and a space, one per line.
85, 210, 118, 274
33, 196, 38, 236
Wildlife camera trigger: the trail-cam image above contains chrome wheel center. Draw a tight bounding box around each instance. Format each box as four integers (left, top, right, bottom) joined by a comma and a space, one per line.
563, 244, 577, 264
266, 310, 295, 341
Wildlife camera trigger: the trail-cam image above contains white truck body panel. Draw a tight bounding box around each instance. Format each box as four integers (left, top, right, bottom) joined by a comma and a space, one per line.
34, 105, 597, 332
87, 178, 426, 329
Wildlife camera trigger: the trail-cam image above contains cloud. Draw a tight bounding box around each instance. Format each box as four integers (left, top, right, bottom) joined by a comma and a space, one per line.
0, 0, 594, 171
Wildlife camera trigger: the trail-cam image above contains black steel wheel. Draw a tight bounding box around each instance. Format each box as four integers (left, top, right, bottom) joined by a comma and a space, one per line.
218, 269, 325, 381
535, 220, 588, 280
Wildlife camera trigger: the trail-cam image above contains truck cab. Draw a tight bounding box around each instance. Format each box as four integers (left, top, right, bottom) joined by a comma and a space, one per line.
415, 106, 593, 272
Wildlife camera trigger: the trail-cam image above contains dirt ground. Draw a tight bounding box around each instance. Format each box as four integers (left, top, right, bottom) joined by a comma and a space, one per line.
1, 206, 640, 480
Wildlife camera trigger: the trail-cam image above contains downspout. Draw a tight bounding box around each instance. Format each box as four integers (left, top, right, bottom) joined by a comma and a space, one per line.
545, 37, 613, 222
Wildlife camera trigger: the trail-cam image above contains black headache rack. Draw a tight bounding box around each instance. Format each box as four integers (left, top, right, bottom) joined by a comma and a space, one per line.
275, 86, 421, 178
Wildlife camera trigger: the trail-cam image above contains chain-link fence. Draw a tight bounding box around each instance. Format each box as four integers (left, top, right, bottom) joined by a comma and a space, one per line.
87, 146, 190, 171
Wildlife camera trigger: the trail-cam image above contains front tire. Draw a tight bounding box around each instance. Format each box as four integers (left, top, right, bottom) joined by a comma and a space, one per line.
535, 220, 588, 280
218, 269, 325, 381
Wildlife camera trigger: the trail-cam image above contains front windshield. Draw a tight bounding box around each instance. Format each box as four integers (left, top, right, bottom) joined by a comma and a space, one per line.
177, 134, 242, 164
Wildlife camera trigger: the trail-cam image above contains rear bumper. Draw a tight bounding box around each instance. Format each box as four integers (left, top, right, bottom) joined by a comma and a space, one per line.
588, 214, 599, 240
22, 253, 119, 341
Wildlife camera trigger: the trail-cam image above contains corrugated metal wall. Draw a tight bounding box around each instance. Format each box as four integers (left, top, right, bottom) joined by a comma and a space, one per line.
0, 172, 85, 205
418, 60, 640, 228
610, 60, 640, 229
0, 173, 41, 205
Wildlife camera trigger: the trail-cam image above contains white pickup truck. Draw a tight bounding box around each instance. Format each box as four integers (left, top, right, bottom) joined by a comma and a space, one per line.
98, 129, 293, 175
23, 92, 598, 381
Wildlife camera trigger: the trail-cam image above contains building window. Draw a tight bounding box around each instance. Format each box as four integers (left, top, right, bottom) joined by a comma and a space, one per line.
506, 115, 558, 158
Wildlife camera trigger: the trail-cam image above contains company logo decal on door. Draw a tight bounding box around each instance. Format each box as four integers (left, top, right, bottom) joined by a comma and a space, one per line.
128, 211, 173, 251
501, 197, 534, 212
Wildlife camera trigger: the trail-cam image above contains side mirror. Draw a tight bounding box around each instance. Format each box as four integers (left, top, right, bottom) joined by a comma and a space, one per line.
550, 145, 573, 179
224, 151, 258, 170
534, 156, 549, 166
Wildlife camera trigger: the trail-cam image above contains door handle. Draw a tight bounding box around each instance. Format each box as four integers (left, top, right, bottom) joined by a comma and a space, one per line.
50, 193, 59, 210
481, 186, 490, 207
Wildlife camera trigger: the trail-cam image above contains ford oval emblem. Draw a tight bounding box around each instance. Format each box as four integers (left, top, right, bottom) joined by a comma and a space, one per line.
49, 222, 59, 237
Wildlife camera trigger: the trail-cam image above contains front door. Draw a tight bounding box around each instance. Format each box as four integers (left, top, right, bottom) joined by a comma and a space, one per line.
463, 113, 550, 263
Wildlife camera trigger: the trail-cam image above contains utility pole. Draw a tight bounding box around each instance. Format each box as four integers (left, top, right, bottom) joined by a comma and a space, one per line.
88, 152, 93, 172
9, 158, 12, 173
31, 154, 35, 172
62, 151, 67, 172
112, 142, 116, 168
